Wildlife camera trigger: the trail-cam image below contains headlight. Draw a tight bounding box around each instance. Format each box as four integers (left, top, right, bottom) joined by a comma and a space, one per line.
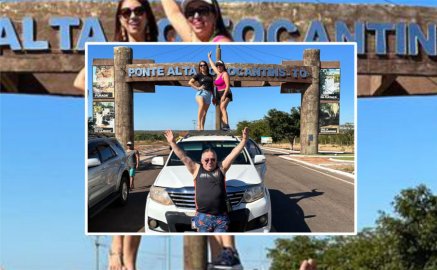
243, 185, 265, 203
150, 186, 174, 205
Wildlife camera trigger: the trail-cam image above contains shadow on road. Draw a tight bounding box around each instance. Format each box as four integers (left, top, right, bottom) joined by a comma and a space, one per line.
88, 191, 149, 233
265, 153, 288, 157
269, 188, 324, 232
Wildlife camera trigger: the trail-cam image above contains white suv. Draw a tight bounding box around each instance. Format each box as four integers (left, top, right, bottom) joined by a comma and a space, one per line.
145, 135, 271, 232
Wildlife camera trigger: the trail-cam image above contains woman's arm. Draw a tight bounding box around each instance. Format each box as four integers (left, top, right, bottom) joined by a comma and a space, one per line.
161, 0, 200, 42
208, 52, 219, 75
73, 67, 86, 92
221, 72, 231, 102
188, 78, 203, 90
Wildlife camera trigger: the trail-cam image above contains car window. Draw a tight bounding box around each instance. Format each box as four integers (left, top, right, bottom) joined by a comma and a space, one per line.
88, 145, 100, 161
246, 140, 262, 158
167, 141, 250, 166
110, 139, 125, 154
97, 143, 117, 163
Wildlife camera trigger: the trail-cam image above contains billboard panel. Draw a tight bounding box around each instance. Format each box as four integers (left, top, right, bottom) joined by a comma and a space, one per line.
320, 68, 340, 100
93, 65, 114, 98
93, 101, 115, 133
319, 102, 340, 134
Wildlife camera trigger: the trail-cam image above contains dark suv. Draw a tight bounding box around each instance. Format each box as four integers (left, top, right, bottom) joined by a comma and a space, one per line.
87, 136, 130, 214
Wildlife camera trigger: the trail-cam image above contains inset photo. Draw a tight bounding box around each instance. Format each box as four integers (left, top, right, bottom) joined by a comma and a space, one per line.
85, 43, 356, 234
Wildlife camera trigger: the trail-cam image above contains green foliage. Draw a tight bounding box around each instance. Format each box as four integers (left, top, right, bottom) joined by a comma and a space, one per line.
267, 185, 437, 269
88, 117, 96, 133
134, 132, 165, 141
376, 185, 437, 270
235, 108, 300, 147
265, 108, 300, 143
236, 119, 270, 143
267, 236, 327, 270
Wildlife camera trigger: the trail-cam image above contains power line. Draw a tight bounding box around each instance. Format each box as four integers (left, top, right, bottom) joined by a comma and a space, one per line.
239, 45, 269, 63
144, 45, 192, 60
226, 46, 254, 63
242, 45, 289, 61
170, 45, 206, 63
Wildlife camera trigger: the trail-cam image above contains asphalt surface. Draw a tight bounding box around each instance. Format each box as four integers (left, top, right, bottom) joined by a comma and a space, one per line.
88, 148, 355, 233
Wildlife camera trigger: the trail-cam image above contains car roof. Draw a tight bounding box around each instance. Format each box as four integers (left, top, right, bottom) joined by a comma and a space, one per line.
88, 135, 118, 144
178, 135, 240, 142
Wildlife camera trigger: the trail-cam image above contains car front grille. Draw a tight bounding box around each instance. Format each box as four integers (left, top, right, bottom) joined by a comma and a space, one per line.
167, 187, 246, 209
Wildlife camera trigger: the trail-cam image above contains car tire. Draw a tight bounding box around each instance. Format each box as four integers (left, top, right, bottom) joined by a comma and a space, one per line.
117, 174, 129, 206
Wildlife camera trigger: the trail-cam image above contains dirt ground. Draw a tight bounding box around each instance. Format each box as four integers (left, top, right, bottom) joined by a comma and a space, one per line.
268, 143, 354, 153
290, 156, 355, 174
267, 143, 355, 174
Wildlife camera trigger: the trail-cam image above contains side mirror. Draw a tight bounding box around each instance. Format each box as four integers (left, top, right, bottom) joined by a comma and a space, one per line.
151, 156, 165, 166
88, 158, 101, 167
254, 155, 266, 165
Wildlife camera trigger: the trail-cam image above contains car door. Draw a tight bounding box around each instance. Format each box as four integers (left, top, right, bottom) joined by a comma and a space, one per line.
96, 142, 119, 196
88, 142, 104, 207
246, 139, 267, 180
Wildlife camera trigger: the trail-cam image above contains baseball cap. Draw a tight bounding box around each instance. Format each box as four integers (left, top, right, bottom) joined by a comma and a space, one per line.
182, 0, 214, 11
215, 60, 224, 66
127, 141, 133, 145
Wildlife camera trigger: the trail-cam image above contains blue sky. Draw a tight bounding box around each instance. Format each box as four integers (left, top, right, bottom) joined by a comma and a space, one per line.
1, 1, 437, 270
87, 44, 355, 130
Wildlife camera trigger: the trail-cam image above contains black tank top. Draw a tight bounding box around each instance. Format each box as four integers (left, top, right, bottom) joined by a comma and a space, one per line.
194, 165, 227, 215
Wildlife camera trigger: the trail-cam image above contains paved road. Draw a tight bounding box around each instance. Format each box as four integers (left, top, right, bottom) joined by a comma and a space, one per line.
88, 149, 355, 233
264, 149, 354, 233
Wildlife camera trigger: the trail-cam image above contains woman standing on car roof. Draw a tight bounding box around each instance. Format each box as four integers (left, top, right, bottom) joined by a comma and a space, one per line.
83, 2, 157, 270
161, 0, 233, 42
188, 60, 214, 130
208, 51, 232, 131
73, 0, 158, 92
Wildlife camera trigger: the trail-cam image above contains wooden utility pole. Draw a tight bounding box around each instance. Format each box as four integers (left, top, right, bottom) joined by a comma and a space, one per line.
114, 46, 134, 146
184, 236, 207, 270
300, 49, 320, 155
215, 45, 222, 130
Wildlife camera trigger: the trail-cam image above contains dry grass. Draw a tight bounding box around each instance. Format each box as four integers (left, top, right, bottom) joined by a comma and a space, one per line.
268, 143, 354, 153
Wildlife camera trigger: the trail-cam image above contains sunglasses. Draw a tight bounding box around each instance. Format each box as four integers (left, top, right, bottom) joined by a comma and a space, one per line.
120, 6, 146, 19
203, 158, 216, 163
185, 6, 213, 19
199, 64, 207, 67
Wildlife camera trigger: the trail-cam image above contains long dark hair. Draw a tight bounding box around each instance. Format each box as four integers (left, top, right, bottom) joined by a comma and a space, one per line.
114, 0, 158, 42
210, 0, 232, 40
197, 61, 210, 75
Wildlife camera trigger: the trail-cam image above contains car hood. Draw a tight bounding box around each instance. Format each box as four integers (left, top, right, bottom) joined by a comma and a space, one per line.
154, 165, 262, 188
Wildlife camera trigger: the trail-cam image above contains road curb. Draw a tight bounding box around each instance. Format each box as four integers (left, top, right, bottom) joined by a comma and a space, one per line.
280, 156, 355, 179
139, 146, 168, 162
262, 146, 355, 179
328, 158, 354, 163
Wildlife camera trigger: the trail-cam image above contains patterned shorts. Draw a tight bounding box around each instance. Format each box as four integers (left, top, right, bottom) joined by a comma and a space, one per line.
192, 212, 230, 232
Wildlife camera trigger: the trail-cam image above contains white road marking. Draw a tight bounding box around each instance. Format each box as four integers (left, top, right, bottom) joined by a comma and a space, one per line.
262, 147, 355, 185
280, 156, 355, 186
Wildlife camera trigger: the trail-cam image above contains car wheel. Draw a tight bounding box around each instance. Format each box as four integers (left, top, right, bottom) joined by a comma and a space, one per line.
118, 175, 129, 206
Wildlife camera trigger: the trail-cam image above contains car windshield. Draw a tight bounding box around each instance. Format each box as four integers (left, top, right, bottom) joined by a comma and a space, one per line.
167, 141, 250, 166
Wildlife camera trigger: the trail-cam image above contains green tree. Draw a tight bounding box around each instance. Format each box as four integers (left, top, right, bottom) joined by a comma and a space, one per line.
265, 107, 300, 150
267, 236, 327, 270
376, 185, 437, 270
267, 185, 437, 269
236, 119, 270, 143
88, 117, 96, 133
